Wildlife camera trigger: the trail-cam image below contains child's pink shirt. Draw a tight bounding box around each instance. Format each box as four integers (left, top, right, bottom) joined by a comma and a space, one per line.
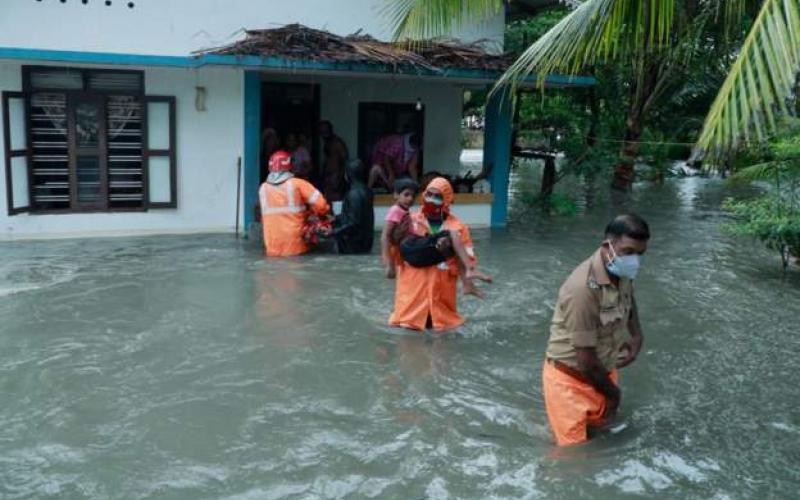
385, 204, 409, 224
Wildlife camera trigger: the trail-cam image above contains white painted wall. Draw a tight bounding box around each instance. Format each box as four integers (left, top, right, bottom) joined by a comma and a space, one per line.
0, 0, 504, 56
0, 60, 245, 239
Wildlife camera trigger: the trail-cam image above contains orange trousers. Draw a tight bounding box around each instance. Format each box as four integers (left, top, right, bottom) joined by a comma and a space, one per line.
542, 360, 619, 446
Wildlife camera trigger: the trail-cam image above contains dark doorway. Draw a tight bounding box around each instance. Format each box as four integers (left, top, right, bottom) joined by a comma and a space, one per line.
260, 82, 320, 183
357, 102, 425, 182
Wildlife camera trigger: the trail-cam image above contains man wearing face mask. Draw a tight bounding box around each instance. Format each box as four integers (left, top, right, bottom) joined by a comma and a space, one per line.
542, 214, 649, 446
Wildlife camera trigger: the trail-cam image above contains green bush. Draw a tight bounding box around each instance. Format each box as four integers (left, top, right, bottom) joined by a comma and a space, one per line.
723, 195, 800, 269
522, 192, 579, 216
723, 119, 800, 270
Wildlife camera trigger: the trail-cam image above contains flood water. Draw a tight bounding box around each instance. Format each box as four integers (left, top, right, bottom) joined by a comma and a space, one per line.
1, 173, 799, 499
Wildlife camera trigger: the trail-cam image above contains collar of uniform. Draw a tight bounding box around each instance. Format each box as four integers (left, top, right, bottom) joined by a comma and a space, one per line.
267, 172, 293, 185
590, 247, 613, 287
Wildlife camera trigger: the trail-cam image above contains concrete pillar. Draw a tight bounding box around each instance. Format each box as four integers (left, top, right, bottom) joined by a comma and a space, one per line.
243, 71, 261, 234
483, 90, 513, 227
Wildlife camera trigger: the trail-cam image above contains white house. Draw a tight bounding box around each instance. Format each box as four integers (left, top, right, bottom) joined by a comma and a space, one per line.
0, 0, 592, 240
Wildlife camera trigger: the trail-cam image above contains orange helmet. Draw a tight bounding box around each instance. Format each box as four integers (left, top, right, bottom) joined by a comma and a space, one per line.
269, 150, 293, 172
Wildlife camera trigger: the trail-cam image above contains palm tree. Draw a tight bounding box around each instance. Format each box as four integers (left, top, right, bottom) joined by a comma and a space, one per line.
386, 0, 800, 190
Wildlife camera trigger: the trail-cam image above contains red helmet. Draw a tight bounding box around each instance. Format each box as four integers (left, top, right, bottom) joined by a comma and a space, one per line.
269, 150, 293, 172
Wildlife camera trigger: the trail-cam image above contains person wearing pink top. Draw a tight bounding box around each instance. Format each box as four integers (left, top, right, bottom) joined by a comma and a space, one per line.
368, 132, 421, 190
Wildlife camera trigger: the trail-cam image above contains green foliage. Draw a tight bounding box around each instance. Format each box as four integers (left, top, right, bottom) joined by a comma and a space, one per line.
723, 195, 800, 269
505, 8, 571, 56
723, 119, 800, 269
697, 0, 800, 158
388, 0, 800, 161
384, 0, 504, 44
521, 191, 579, 216
638, 128, 687, 182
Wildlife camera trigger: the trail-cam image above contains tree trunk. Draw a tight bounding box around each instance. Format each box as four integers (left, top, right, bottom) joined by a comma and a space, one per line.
541, 156, 557, 197
611, 59, 660, 191
586, 86, 599, 148
611, 115, 644, 191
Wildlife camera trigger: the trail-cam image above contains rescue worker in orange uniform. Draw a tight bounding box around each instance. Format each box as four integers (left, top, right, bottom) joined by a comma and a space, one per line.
388, 177, 479, 331
542, 214, 649, 446
258, 150, 331, 257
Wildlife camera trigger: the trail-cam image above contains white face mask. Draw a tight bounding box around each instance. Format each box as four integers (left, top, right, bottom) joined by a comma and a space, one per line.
605, 241, 642, 280
423, 194, 443, 206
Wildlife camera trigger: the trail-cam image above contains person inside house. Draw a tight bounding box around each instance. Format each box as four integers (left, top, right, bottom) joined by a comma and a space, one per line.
388, 177, 482, 331
368, 132, 421, 191
332, 159, 374, 254
260, 127, 281, 182
542, 214, 649, 446
317, 120, 349, 203
286, 133, 313, 181
258, 150, 331, 257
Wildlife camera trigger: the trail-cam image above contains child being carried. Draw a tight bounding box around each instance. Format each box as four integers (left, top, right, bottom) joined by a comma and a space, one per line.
381, 178, 492, 296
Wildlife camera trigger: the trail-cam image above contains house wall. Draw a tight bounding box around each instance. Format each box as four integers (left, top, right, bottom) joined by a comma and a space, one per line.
0, 61, 490, 239
0, 0, 504, 56
0, 60, 245, 239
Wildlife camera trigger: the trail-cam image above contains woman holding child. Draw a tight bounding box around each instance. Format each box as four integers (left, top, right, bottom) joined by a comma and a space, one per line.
385, 177, 490, 331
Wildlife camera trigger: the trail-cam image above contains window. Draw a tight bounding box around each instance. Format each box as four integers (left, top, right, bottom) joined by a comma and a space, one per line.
3, 66, 176, 215
357, 102, 424, 174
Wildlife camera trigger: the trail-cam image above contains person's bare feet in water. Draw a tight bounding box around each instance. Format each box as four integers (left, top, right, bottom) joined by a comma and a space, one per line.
465, 268, 493, 283
462, 278, 485, 298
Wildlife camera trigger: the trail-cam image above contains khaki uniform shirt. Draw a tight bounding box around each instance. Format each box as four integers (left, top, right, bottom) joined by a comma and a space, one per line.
546, 248, 634, 371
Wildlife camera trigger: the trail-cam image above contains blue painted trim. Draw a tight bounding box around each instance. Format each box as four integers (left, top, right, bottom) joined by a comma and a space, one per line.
243, 71, 261, 235
485, 92, 513, 228
0, 47, 195, 68
0, 47, 596, 86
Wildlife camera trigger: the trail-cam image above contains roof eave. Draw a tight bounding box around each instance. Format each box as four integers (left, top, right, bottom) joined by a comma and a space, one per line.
0, 47, 596, 87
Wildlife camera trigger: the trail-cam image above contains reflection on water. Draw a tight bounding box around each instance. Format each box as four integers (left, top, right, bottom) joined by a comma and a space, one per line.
1, 172, 799, 499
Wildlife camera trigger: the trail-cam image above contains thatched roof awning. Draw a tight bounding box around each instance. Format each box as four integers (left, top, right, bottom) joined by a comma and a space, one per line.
197, 24, 513, 73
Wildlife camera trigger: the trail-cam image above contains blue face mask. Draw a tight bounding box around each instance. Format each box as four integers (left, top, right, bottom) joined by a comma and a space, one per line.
605, 241, 642, 280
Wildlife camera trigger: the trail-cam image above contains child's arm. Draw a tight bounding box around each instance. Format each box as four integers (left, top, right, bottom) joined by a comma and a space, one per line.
381, 222, 397, 279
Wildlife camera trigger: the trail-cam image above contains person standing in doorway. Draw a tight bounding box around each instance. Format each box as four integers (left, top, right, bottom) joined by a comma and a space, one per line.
260, 128, 280, 182
542, 214, 649, 446
317, 120, 349, 202
287, 133, 313, 180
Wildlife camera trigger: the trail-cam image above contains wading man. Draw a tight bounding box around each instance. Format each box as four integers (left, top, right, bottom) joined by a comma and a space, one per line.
542, 214, 649, 446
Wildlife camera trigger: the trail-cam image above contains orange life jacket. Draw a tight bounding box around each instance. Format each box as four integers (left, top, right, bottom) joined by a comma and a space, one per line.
388, 210, 477, 331
259, 176, 330, 257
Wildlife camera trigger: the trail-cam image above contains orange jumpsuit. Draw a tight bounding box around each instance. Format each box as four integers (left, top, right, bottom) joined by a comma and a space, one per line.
388, 179, 476, 331
258, 176, 330, 257
542, 361, 619, 446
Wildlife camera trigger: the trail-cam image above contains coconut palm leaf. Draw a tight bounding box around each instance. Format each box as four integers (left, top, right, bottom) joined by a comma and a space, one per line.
384, 0, 505, 44
728, 160, 784, 182
491, 0, 680, 90
695, 0, 800, 157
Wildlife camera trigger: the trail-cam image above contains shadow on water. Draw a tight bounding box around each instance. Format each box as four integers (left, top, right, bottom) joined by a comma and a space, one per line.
0, 167, 799, 498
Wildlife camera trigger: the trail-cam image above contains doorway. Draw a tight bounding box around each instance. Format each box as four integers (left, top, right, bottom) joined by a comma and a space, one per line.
260, 82, 320, 183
